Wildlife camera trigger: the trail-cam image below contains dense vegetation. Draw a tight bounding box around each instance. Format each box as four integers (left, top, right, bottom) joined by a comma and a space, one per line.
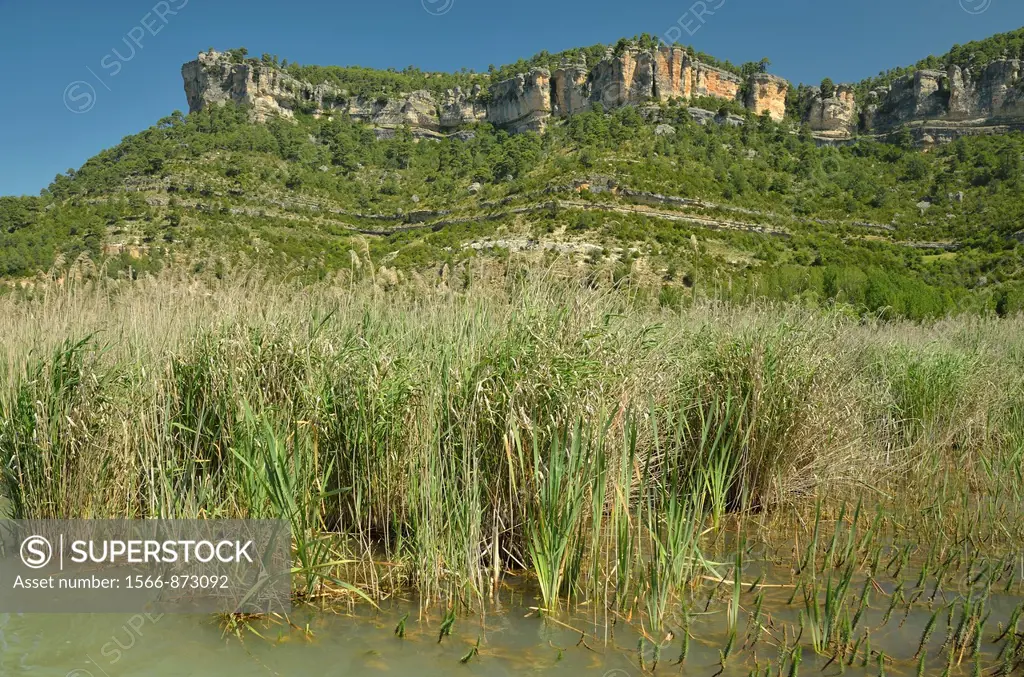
1, 270, 1022, 669
3, 29, 1024, 321
3, 30, 1024, 671
5, 95, 1023, 319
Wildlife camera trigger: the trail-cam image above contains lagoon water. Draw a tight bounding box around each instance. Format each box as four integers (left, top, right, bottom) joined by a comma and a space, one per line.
0, 605, 648, 677
3, 588, 1019, 677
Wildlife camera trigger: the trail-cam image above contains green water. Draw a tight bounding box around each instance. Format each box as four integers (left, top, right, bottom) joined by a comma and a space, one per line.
1, 606, 644, 677
3, 587, 1020, 677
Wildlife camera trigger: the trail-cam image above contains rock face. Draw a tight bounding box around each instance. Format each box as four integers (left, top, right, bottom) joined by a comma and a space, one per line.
491, 45, 786, 132
653, 47, 688, 100
182, 46, 789, 137
689, 61, 743, 100
805, 59, 1024, 142
182, 50, 485, 137
804, 84, 858, 136
182, 48, 1024, 145
745, 74, 789, 120
979, 60, 1024, 117
181, 51, 318, 123
551, 61, 591, 116
486, 68, 552, 134
345, 88, 484, 135
865, 70, 948, 131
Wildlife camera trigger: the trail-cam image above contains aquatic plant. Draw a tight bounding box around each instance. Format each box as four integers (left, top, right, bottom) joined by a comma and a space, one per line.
0, 267, 1022, 677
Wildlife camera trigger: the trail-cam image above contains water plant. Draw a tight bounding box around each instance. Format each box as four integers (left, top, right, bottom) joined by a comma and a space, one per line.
1, 268, 1023, 674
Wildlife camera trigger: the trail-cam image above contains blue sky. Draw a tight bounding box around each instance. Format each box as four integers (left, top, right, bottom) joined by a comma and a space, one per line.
1, 0, 1022, 197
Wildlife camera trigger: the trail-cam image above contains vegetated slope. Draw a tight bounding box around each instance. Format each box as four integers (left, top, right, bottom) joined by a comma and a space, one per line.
3, 41, 1024, 319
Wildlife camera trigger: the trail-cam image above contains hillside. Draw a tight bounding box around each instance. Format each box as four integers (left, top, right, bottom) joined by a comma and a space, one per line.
3, 32, 1024, 319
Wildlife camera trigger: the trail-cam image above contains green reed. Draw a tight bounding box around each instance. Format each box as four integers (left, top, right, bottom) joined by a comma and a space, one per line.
0, 268, 1023, 642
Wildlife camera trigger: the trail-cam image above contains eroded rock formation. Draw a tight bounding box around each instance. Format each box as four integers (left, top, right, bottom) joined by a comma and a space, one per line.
182, 47, 1024, 145
182, 46, 789, 138
486, 68, 552, 134
182, 50, 485, 137
542, 46, 782, 126
745, 74, 789, 121
182, 51, 317, 123
806, 59, 1024, 142
805, 85, 858, 138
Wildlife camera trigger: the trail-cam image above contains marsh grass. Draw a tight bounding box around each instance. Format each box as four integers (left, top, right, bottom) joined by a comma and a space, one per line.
526, 421, 593, 611
1, 266, 1023, 672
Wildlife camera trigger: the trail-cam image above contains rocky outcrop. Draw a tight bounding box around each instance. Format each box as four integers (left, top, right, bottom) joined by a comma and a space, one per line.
183, 46, 791, 137
653, 47, 688, 100
946, 65, 975, 119
689, 62, 743, 101
181, 51, 324, 123
343, 87, 485, 135
182, 45, 1024, 146
182, 50, 485, 137
440, 86, 487, 128
865, 70, 949, 131
805, 58, 1024, 143
981, 60, 1024, 117
805, 84, 858, 137
551, 60, 591, 116
584, 48, 649, 108
484, 45, 787, 132
745, 74, 789, 120
485, 68, 552, 134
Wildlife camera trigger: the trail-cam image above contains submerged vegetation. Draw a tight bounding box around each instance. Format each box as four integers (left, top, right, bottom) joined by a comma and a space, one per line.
1, 262, 1022, 672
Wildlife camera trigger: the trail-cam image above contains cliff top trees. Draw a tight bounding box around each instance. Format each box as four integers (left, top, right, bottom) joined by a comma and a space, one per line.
741, 58, 772, 77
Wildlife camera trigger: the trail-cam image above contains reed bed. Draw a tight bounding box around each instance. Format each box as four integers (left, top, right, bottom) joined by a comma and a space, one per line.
1, 263, 1023, 672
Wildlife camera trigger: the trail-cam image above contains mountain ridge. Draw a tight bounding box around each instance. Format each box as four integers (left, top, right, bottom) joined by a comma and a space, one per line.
183, 28, 1024, 145
181, 44, 789, 138
3, 29, 1024, 320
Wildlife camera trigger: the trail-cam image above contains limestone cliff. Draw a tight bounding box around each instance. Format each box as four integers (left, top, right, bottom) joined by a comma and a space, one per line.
486, 45, 786, 132
182, 46, 1024, 145
182, 50, 485, 138
551, 61, 591, 116
182, 51, 320, 123
804, 85, 858, 138
745, 74, 789, 120
182, 46, 789, 137
805, 59, 1024, 143
485, 68, 552, 134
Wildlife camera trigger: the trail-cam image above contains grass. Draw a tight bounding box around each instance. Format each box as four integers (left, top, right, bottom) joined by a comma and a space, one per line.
1, 260, 1023, 672
526, 421, 593, 612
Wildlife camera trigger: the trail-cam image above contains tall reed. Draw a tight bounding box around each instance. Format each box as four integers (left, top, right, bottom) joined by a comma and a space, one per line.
1, 266, 1022, 621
